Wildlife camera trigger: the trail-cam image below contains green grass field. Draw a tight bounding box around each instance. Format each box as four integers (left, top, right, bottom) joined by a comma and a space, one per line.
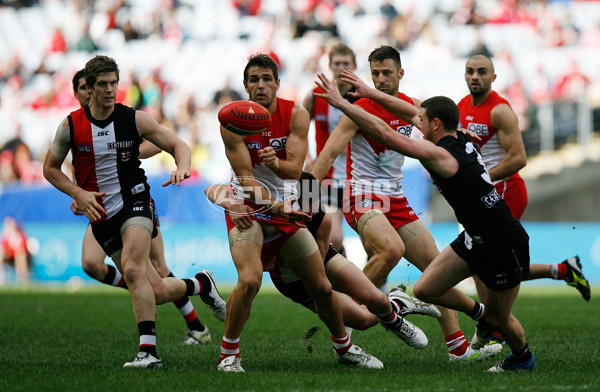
0, 284, 598, 392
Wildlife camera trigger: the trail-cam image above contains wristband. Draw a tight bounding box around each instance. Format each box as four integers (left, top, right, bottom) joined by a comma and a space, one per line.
270, 200, 281, 215
272, 157, 280, 170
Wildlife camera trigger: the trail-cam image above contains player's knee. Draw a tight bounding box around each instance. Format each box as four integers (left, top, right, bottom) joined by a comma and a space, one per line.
380, 243, 404, 267
237, 274, 262, 297
305, 279, 333, 302
352, 316, 375, 331
483, 310, 509, 329
153, 284, 170, 305
412, 281, 430, 302
361, 288, 389, 312
121, 263, 143, 285
82, 258, 104, 280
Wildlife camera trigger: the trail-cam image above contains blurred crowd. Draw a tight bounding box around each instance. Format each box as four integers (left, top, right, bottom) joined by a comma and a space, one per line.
1, 0, 600, 185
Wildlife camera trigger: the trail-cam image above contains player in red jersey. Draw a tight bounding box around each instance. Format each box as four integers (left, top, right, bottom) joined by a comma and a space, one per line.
70, 69, 212, 345
217, 54, 384, 372
303, 43, 358, 256
458, 55, 590, 305
0, 216, 30, 284
44, 56, 226, 369
311, 46, 502, 362
206, 176, 438, 349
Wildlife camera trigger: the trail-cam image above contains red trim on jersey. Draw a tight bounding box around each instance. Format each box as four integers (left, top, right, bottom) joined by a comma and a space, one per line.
69, 107, 106, 220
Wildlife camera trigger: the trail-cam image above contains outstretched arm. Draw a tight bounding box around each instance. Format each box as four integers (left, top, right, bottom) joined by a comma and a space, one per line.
314, 73, 457, 178
340, 70, 420, 126
136, 110, 191, 186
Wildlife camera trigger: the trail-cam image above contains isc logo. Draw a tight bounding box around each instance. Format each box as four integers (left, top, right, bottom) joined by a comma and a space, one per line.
97, 130, 110, 137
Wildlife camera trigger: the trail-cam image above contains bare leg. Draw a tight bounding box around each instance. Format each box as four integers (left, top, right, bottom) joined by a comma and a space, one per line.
402, 231, 462, 337
413, 246, 478, 314
224, 240, 263, 339
484, 285, 526, 352
329, 261, 391, 318
328, 208, 345, 252
119, 226, 154, 322
81, 224, 109, 280
148, 228, 170, 278
361, 215, 404, 288
287, 250, 346, 338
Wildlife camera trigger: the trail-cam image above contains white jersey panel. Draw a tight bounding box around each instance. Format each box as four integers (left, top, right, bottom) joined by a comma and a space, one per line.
348, 133, 405, 197
91, 122, 123, 218
480, 132, 506, 178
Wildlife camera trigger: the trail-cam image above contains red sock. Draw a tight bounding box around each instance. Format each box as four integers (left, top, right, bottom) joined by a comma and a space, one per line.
220, 336, 240, 362
555, 263, 568, 280
332, 332, 352, 355
445, 331, 469, 356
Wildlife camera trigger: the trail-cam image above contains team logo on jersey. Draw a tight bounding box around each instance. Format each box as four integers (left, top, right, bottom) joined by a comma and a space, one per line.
467, 123, 489, 136
77, 144, 92, 153
315, 114, 327, 122
269, 136, 287, 151
481, 189, 501, 208
246, 141, 262, 150
120, 150, 131, 162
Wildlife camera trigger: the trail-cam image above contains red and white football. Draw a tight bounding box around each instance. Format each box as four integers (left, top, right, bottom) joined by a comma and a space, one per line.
218, 100, 271, 136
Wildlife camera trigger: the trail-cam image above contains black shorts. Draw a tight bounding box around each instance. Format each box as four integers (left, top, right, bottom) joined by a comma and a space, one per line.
450, 231, 530, 291
151, 198, 160, 227
322, 184, 344, 210
271, 278, 314, 309
91, 194, 158, 257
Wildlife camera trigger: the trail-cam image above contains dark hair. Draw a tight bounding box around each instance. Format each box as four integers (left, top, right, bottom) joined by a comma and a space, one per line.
72, 69, 85, 93
368, 45, 401, 69
329, 43, 356, 65
243, 53, 279, 83
421, 96, 459, 132
84, 55, 119, 88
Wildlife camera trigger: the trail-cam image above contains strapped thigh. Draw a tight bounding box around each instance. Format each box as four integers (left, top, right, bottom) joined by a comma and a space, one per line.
278, 227, 319, 264
356, 209, 384, 237
395, 219, 427, 243
228, 220, 264, 249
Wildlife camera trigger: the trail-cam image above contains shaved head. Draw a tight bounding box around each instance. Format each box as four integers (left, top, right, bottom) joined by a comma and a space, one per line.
467, 55, 495, 74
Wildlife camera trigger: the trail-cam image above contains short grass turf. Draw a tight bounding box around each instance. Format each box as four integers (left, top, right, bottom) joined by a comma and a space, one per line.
0, 285, 598, 392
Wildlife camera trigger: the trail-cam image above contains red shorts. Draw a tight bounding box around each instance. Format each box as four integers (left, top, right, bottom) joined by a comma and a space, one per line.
494, 173, 528, 220
225, 207, 299, 273
342, 193, 419, 232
